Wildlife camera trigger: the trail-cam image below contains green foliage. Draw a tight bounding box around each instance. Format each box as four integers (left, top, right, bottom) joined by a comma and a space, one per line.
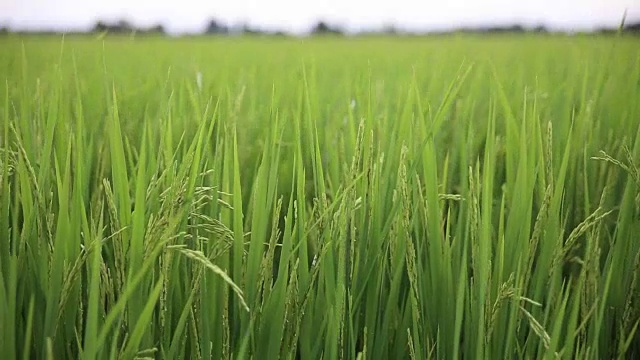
0, 34, 639, 359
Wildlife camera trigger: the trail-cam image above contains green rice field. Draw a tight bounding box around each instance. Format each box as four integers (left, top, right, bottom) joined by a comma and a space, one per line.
0, 34, 639, 359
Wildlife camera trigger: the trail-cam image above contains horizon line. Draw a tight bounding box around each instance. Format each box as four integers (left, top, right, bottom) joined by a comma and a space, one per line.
2, 16, 639, 36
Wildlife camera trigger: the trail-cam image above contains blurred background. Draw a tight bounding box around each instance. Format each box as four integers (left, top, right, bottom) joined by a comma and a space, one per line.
1, 0, 639, 36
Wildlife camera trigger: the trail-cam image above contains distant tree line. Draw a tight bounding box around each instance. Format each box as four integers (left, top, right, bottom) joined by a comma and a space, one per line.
92, 20, 165, 34
595, 22, 640, 34
1, 18, 640, 37
202, 19, 343, 36
203, 19, 286, 36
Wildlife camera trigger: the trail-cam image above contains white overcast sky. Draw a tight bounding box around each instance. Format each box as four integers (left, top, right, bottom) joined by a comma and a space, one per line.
1, 0, 639, 34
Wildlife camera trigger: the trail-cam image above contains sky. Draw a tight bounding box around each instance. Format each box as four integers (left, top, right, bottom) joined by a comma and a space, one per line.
1, 0, 639, 34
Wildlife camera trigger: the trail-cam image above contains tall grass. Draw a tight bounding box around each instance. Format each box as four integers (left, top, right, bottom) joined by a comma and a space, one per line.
1, 34, 639, 359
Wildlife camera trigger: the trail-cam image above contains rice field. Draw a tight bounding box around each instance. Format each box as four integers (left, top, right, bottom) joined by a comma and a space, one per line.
0, 34, 639, 359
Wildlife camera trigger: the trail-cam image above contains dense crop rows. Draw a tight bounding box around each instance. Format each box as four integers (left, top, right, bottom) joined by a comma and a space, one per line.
1, 35, 639, 359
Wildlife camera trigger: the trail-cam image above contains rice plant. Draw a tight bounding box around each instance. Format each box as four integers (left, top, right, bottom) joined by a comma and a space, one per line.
0, 34, 639, 359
